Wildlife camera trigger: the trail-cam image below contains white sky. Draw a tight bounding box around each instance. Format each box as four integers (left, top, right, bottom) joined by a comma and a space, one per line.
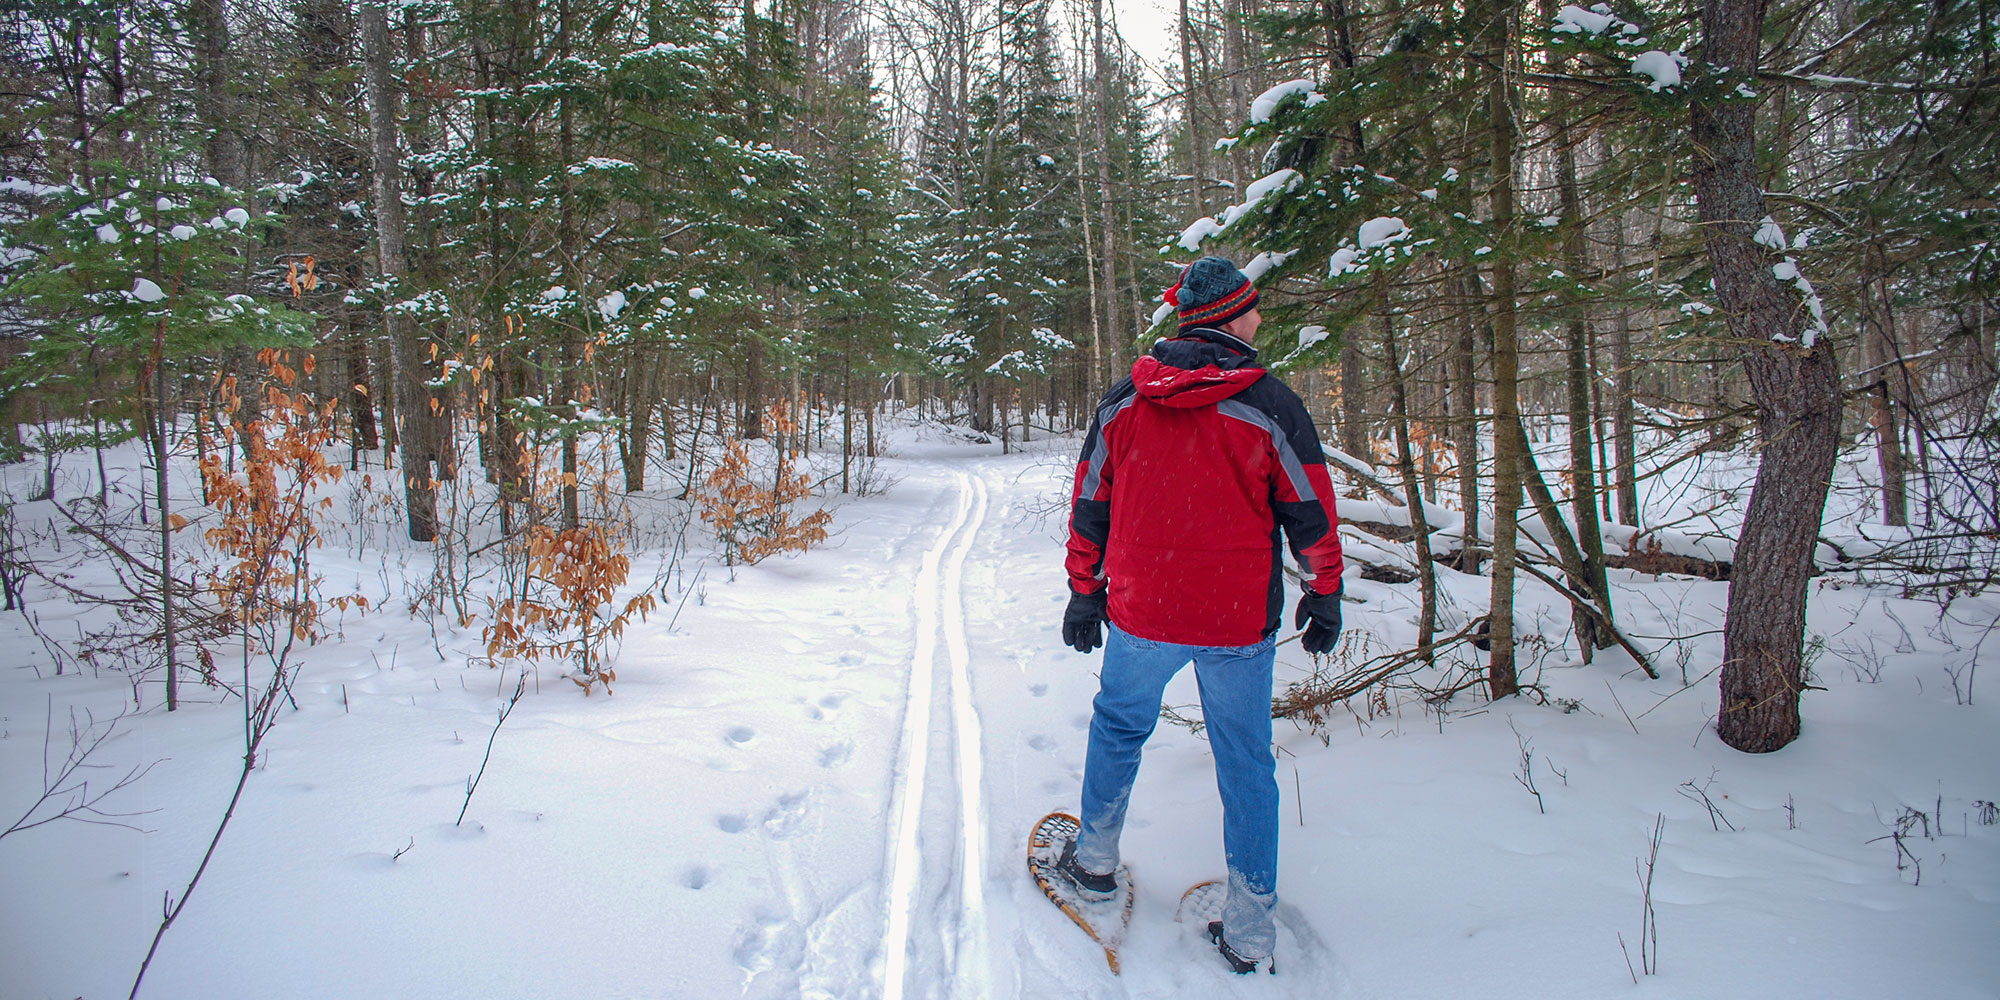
1109, 0, 1179, 72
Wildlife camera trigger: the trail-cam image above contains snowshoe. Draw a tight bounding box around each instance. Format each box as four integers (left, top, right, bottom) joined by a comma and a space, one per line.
1027, 811, 1134, 974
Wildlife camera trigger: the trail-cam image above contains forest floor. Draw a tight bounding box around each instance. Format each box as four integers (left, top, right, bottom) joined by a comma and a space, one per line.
2, 421, 1996, 999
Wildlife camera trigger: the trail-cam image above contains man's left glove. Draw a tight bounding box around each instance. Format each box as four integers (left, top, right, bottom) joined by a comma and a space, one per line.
1062, 589, 1109, 654
1294, 588, 1343, 655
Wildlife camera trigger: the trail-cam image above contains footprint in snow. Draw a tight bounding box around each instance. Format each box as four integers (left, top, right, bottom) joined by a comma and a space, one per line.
1028, 683, 1048, 697
732, 909, 792, 975
805, 691, 848, 722
716, 813, 750, 834
763, 791, 810, 839
725, 725, 756, 746
1026, 733, 1057, 753
682, 864, 713, 890
818, 741, 853, 768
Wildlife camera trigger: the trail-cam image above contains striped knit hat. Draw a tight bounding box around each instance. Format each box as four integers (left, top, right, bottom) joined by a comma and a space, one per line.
1165, 256, 1259, 332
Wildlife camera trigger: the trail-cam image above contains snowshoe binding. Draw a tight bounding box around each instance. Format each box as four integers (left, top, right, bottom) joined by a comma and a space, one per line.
1206, 921, 1265, 975
1055, 837, 1119, 899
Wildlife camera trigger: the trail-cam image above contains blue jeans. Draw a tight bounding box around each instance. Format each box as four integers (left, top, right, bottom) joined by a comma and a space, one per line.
1075, 623, 1279, 960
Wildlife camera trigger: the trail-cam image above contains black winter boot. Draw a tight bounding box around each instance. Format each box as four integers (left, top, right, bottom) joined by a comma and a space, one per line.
1206, 921, 1264, 975
1054, 838, 1118, 898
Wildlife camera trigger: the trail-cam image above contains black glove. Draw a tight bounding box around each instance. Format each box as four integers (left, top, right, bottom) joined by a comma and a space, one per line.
1294, 589, 1343, 655
1062, 589, 1109, 654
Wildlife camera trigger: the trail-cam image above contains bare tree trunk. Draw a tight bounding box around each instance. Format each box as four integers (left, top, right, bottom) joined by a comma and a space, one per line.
1222, 0, 1247, 191
557, 0, 580, 530
1452, 269, 1482, 572
1383, 311, 1436, 662
1181, 0, 1203, 217
1862, 261, 1909, 526
362, 1, 437, 542
743, 336, 766, 439
1610, 223, 1639, 527
189, 0, 241, 188
1547, 6, 1612, 655
621, 353, 658, 493
1484, 4, 1521, 699
1092, 0, 1122, 389
1693, 0, 1844, 753
146, 320, 179, 711
1072, 44, 1106, 392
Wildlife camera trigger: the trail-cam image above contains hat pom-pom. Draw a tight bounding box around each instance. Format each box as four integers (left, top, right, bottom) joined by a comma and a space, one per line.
1163, 279, 1182, 307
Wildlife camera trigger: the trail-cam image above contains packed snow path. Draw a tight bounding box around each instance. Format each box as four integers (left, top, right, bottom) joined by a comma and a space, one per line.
880, 469, 991, 999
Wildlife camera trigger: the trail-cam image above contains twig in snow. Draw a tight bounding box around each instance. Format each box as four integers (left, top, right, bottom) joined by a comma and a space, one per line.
1511, 719, 1544, 815
1603, 679, 1640, 735
1678, 770, 1737, 831
458, 670, 527, 827
2, 697, 158, 842
1635, 814, 1663, 975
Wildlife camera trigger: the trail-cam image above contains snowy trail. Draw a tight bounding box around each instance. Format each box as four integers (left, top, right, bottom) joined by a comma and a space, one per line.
8, 435, 1995, 1000
881, 468, 991, 1000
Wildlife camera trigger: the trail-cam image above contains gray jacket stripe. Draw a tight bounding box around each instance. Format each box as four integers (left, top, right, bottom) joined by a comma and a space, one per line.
1216, 398, 1317, 501
1078, 394, 1141, 500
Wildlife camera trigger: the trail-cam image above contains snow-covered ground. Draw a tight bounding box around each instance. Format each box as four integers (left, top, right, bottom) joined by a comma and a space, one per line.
3, 421, 1996, 999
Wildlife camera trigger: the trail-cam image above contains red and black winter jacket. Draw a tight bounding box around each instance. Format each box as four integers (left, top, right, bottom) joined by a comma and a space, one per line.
1065, 328, 1345, 647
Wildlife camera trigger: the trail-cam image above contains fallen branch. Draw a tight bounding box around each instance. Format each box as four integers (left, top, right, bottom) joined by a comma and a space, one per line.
1272, 620, 1484, 720
1482, 548, 1661, 679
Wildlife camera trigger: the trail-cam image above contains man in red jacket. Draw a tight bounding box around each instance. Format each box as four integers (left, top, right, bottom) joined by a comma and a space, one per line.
1055, 255, 1345, 974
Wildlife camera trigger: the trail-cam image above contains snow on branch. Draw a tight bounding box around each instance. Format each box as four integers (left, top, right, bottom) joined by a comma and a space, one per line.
1249, 79, 1325, 124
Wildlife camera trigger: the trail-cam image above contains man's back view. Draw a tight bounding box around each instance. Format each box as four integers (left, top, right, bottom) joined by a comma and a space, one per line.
1057, 255, 1346, 973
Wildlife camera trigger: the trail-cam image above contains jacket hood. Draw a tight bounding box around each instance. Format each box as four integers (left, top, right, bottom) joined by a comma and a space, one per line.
1131, 328, 1266, 408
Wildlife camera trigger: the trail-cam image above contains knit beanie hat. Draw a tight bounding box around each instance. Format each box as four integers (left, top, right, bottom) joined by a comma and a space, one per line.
1164, 256, 1259, 332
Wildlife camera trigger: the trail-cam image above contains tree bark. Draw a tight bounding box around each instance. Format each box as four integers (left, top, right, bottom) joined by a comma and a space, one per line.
1181, 0, 1204, 218
1610, 221, 1639, 527
558, 0, 580, 530
362, 1, 438, 542
1382, 310, 1436, 663
1092, 0, 1122, 389
1692, 0, 1844, 753
189, 0, 241, 188
1484, 2, 1521, 699
1862, 261, 1908, 526
1451, 268, 1482, 573
1547, 5, 1613, 654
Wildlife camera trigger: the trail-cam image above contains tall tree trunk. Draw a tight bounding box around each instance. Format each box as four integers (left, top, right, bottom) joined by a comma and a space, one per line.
743, 336, 766, 439
1862, 261, 1909, 526
1383, 310, 1436, 663
1547, 3, 1612, 655
1073, 59, 1106, 392
621, 354, 658, 493
1692, 0, 1844, 753
362, 1, 437, 542
348, 319, 379, 452
1610, 220, 1639, 527
1181, 0, 1203, 217
1484, 3, 1521, 699
146, 318, 179, 711
1452, 269, 1482, 572
1222, 0, 1247, 191
190, 0, 241, 188
1092, 0, 1122, 389
557, 0, 580, 530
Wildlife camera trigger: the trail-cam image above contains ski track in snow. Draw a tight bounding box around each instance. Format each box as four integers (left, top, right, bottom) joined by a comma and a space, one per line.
881, 468, 991, 1000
